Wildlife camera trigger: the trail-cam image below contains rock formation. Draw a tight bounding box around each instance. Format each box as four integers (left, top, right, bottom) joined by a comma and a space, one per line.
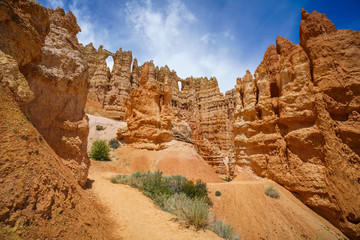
0, 1, 114, 238
118, 63, 173, 147
20, 7, 90, 186
84, 48, 236, 174
82, 44, 134, 120
233, 9, 360, 239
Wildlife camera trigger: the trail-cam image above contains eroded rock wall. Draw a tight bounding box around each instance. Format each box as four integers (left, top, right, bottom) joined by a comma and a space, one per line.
84, 49, 236, 174
233, 9, 360, 238
20, 8, 90, 186
0, 1, 114, 238
118, 63, 173, 147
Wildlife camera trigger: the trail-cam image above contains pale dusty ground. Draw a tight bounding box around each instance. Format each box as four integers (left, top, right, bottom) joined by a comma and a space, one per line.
208, 171, 348, 240
86, 114, 348, 240
87, 162, 222, 240
87, 113, 126, 152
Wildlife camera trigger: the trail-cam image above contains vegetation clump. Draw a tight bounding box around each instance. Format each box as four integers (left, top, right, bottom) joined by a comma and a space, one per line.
109, 138, 119, 149
111, 171, 240, 238
265, 185, 280, 199
89, 140, 110, 161
163, 193, 209, 230
96, 125, 105, 131
215, 191, 221, 197
208, 219, 242, 240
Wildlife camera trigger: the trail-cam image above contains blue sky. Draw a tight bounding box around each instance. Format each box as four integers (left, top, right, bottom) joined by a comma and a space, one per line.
39, 0, 360, 92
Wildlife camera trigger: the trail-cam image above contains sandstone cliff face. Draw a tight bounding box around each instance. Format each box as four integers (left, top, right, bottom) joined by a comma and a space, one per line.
118, 63, 173, 147
0, 2, 113, 238
82, 44, 134, 120
0, 0, 49, 67
233, 9, 360, 238
20, 8, 90, 186
84, 47, 236, 174
82, 43, 112, 107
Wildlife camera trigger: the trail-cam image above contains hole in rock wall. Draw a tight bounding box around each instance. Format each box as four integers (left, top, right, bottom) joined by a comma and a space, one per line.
178, 81, 182, 91
106, 56, 114, 72
270, 81, 280, 98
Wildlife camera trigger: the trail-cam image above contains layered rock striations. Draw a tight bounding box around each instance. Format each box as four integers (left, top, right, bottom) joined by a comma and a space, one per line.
20, 8, 90, 186
0, 1, 114, 238
233, 9, 360, 238
118, 63, 173, 146
82, 44, 134, 120
84, 48, 236, 174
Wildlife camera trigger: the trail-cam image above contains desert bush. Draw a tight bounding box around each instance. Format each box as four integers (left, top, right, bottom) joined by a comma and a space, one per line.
109, 138, 119, 149
215, 191, 221, 197
183, 179, 212, 205
165, 175, 188, 194
110, 171, 219, 231
96, 125, 104, 131
265, 185, 280, 199
208, 220, 241, 240
89, 140, 110, 161
111, 174, 128, 184
163, 193, 209, 230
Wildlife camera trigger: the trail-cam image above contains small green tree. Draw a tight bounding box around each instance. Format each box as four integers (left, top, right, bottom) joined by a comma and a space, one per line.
89, 140, 110, 161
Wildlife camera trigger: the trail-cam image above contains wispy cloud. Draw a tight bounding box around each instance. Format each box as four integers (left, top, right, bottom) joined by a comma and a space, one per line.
38, 0, 304, 92
68, 0, 111, 51
47, 0, 64, 9
124, 0, 244, 92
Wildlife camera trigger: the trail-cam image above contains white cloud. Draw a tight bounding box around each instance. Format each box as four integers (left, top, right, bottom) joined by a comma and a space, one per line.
69, 0, 111, 51
124, 0, 245, 92
47, 0, 64, 9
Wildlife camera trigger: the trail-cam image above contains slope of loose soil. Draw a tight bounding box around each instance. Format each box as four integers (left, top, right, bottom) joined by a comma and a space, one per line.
208, 171, 348, 240
113, 141, 223, 183
87, 113, 222, 183
87, 113, 126, 152
87, 113, 347, 240
0, 87, 115, 239
87, 162, 222, 240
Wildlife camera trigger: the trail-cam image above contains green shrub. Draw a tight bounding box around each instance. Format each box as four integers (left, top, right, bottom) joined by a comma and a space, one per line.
215, 191, 221, 197
164, 193, 209, 230
109, 138, 119, 149
165, 175, 188, 194
183, 179, 212, 205
110, 171, 223, 232
208, 220, 241, 240
96, 125, 104, 131
89, 140, 110, 161
111, 174, 128, 184
265, 185, 280, 199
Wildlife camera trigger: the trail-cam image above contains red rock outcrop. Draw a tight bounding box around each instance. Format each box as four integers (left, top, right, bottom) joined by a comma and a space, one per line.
20, 8, 90, 186
0, 1, 114, 238
85, 49, 236, 174
0, 0, 49, 67
118, 63, 173, 147
82, 43, 112, 107
133, 64, 236, 174
233, 9, 360, 239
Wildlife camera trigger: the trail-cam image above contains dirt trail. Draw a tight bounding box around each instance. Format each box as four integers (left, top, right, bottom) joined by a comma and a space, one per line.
85, 114, 347, 240
86, 161, 222, 240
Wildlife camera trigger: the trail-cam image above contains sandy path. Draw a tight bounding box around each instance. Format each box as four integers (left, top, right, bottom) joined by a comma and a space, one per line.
87, 162, 222, 240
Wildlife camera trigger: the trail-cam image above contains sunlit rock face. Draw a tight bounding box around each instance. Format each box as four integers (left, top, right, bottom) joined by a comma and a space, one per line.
84, 48, 236, 174
20, 8, 90, 186
0, 2, 114, 239
233, 9, 360, 239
